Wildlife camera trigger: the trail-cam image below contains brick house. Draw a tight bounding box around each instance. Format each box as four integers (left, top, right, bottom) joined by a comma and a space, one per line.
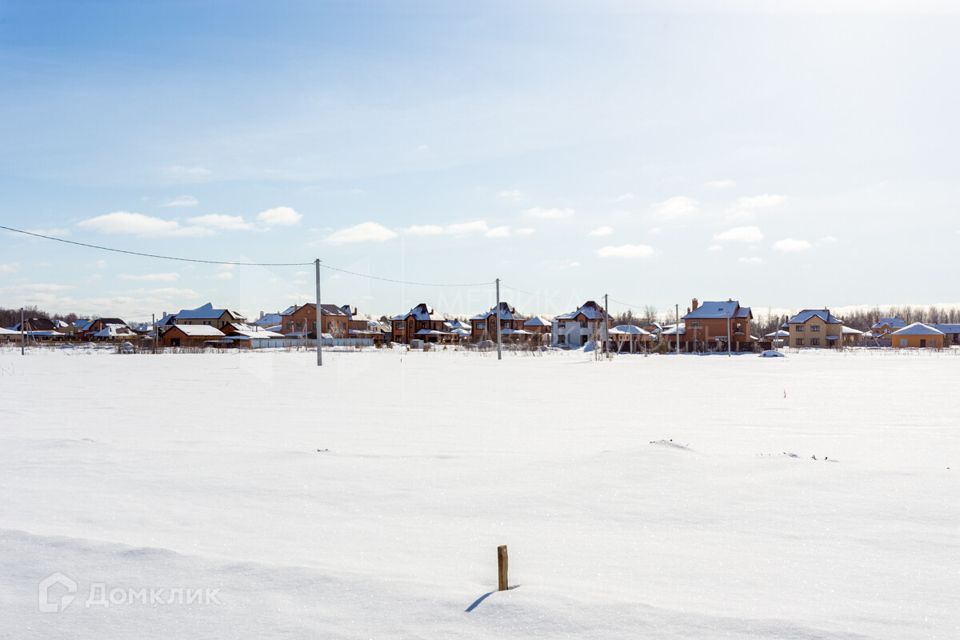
681, 298, 754, 352
391, 303, 458, 344
280, 303, 350, 338
158, 302, 245, 330
158, 324, 225, 348
470, 302, 527, 342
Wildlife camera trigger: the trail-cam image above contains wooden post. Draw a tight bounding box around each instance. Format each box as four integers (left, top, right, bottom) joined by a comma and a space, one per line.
497, 545, 509, 591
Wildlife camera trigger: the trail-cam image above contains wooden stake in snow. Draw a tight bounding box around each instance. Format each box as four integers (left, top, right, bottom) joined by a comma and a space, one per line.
497, 545, 509, 591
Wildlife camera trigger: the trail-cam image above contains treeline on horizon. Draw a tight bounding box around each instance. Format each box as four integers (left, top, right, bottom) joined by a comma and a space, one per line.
5, 304, 960, 335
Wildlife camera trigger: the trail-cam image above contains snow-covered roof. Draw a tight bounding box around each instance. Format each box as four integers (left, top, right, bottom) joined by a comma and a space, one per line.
394, 303, 451, 322
891, 322, 944, 336
169, 324, 225, 337
871, 317, 906, 330
609, 324, 652, 336
523, 315, 552, 327
501, 328, 533, 336
92, 324, 136, 338
841, 326, 863, 335
555, 301, 605, 321
224, 323, 284, 339
0, 327, 20, 335
931, 323, 960, 334
74, 319, 94, 330
661, 323, 686, 336
415, 328, 453, 336
765, 330, 790, 338
470, 302, 520, 321
683, 300, 750, 320
254, 312, 283, 327
172, 302, 238, 321
788, 309, 842, 325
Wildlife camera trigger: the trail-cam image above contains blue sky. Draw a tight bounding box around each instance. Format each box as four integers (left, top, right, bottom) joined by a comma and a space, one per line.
1, 0, 958, 321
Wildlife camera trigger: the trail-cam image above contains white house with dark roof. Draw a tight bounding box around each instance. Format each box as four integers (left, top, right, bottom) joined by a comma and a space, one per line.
551, 300, 609, 348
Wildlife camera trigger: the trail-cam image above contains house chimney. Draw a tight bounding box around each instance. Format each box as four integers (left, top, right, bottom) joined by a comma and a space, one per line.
259, 310, 264, 319
691, 298, 699, 311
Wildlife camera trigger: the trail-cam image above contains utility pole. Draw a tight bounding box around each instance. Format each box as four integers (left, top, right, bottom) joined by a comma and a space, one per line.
495, 278, 502, 361
152, 313, 157, 354
315, 258, 323, 367
675, 303, 680, 355
20, 307, 25, 356
727, 314, 732, 356
603, 293, 610, 356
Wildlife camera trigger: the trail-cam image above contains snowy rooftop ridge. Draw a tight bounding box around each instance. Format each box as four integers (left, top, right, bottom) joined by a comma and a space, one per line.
788, 309, 842, 325
890, 322, 944, 336
683, 300, 751, 320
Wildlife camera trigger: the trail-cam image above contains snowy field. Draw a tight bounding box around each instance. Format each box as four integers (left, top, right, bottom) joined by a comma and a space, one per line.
0, 347, 957, 639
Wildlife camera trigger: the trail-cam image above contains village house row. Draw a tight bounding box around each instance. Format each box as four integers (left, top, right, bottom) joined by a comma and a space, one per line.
4, 298, 960, 351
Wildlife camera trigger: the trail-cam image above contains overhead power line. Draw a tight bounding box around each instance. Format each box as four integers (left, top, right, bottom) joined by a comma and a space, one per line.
1, 224, 492, 288
0, 225, 312, 266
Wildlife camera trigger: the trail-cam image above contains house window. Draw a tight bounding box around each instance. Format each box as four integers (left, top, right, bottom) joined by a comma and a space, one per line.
579, 320, 587, 328
795, 325, 804, 332
811, 325, 821, 332
796, 338, 804, 346
900, 339, 908, 347
558, 335, 566, 344
811, 338, 820, 346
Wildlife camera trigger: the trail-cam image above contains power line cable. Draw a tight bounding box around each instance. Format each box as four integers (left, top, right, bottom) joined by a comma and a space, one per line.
1, 224, 492, 288
0, 225, 313, 267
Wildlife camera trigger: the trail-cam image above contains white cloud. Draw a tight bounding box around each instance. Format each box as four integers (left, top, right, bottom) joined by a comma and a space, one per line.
485, 226, 512, 238
773, 238, 812, 253
215, 271, 234, 280
707, 244, 723, 252
77, 211, 212, 237
405, 220, 530, 239
163, 195, 199, 208
188, 214, 254, 231
610, 192, 635, 202
95, 259, 107, 269
446, 220, 489, 235
326, 221, 397, 244
652, 196, 698, 219
405, 224, 445, 236
588, 225, 614, 237
0, 263, 18, 274
713, 225, 764, 243
597, 244, 656, 259
817, 235, 839, 245
705, 179, 736, 189
727, 194, 786, 218
257, 206, 302, 227
738, 256, 763, 264
120, 273, 180, 282
498, 189, 523, 202
526, 207, 575, 219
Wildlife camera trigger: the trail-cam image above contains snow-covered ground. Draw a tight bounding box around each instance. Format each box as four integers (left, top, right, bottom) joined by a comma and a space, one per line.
0, 347, 957, 638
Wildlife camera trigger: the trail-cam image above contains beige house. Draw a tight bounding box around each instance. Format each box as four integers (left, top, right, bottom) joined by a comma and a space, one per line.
786, 309, 844, 348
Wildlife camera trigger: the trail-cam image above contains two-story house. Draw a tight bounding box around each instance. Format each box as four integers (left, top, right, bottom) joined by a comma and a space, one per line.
681, 298, 754, 352
787, 309, 844, 348
552, 300, 609, 348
